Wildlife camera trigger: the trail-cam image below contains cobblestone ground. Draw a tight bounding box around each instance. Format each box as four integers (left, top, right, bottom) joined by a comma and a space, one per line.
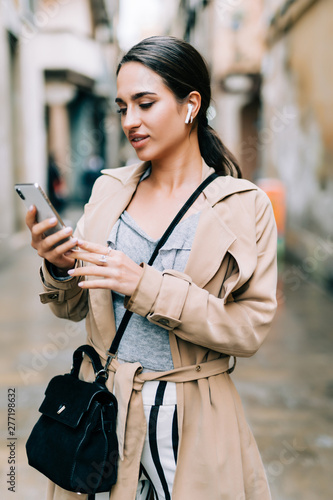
0, 212, 332, 499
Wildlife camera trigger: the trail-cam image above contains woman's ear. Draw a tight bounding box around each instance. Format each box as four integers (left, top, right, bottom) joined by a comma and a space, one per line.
185, 91, 201, 124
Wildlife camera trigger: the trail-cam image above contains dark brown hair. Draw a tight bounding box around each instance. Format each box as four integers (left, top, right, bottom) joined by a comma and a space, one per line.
117, 36, 241, 178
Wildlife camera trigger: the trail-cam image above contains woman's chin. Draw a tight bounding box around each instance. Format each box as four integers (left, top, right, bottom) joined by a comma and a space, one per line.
134, 149, 153, 162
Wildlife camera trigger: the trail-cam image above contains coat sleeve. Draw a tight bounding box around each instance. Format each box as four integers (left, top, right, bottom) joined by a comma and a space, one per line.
125, 191, 278, 358
38, 214, 89, 322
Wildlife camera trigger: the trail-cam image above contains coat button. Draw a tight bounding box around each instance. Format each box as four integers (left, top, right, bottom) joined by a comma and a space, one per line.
159, 318, 169, 326
196, 365, 201, 372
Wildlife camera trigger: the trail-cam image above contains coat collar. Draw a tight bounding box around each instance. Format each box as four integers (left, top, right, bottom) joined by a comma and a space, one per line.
100, 161, 149, 186
101, 160, 258, 207
99, 160, 258, 287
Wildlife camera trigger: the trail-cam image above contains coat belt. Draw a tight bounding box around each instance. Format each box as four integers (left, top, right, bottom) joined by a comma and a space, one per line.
87, 338, 234, 460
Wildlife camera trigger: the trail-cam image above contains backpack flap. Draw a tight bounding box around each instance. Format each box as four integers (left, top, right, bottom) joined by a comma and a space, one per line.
39, 374, 116, 428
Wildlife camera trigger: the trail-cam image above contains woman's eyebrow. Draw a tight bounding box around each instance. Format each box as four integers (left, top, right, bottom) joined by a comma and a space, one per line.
115, 91, 157, 104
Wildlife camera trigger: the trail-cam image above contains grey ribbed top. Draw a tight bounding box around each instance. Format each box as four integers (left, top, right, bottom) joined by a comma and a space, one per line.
107, 209, 200, 371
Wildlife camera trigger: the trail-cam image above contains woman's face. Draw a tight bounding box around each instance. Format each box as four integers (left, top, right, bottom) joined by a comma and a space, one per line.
116, 62, 190, 163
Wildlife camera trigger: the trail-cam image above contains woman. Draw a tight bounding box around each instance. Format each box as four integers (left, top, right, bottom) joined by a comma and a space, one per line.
26, 36, 277, 500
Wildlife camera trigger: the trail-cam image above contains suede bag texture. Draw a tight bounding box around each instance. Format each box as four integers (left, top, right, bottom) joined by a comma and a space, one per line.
26, 346, 118, 494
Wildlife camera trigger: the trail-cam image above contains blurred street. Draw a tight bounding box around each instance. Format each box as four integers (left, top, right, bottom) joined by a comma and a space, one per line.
1, 1, 332, 499
0, 210, 332, 499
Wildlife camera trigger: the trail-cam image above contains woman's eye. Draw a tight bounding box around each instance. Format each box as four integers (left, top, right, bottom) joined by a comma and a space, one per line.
140, 102, 154, 110
117, 102, 153, 115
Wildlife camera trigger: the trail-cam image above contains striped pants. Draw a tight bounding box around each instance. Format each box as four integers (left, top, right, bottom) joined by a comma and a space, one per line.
136, 381, 179, 500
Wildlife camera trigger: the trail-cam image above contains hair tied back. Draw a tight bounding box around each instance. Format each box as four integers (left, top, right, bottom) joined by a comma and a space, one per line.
117, 36, 242, 178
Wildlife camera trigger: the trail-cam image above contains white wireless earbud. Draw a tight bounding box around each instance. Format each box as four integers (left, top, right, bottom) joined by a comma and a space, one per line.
185, 104, 194, 124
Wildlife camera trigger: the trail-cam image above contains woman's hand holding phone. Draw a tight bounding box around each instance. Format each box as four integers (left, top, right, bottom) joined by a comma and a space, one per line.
26, 205, 78, 273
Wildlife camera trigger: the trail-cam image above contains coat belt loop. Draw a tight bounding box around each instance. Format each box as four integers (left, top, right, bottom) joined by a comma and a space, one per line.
227, 356, 237, 374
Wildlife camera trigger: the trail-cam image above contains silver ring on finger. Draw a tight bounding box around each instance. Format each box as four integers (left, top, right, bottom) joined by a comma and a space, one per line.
99, 245, 112, 264
99, 254, 108, 264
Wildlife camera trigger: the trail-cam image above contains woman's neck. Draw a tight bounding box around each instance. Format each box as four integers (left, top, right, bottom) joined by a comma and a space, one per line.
149, 138, 203, 193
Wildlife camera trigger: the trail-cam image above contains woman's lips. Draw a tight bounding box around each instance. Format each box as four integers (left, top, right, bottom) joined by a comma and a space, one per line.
129, 135, 149, 149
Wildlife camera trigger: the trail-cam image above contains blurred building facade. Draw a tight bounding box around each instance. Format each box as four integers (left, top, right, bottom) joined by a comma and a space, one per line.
1, 0, 332, 289
0, 0, 120, 263
175, 0, 333, 290
174, 0, 266, 181
118, 0, 181, 52
262, 0, 333, 290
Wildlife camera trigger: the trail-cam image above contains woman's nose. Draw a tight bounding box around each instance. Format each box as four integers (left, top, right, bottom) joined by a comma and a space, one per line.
122, 107, 141, 130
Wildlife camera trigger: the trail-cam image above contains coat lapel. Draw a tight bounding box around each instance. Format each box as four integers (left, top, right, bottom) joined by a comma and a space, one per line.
185, 162, 257, 290
86, 162, 149, 245
185, 205, 236, 288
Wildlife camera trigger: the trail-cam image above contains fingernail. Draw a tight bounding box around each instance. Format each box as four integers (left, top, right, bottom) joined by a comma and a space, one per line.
49, 217, 57, 224
71, 238, 78, 244
28, 205, 34, 212
64, 226, 73, 234
67, 269, 74, 275
77, 239, 84, 246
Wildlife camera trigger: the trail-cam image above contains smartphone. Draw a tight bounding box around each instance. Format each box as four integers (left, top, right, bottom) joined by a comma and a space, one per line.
15, 183, 70, 242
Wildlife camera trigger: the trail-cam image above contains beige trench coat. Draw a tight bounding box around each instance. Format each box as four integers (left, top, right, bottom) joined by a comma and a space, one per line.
40, 160, 277, 500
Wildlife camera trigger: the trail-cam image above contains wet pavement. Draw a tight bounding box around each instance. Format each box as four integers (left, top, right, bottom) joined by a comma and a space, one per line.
0, 211, 333, 499
235, 265, 333, 500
